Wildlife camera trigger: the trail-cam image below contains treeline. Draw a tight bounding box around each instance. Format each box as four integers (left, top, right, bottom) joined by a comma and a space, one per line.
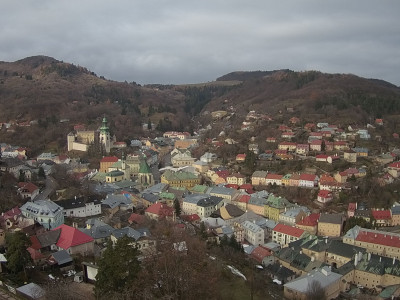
314, 92, 400, 117
183, 85, 235, 116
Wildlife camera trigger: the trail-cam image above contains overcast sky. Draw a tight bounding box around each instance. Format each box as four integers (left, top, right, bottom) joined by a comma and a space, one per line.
1, 1, 399, 85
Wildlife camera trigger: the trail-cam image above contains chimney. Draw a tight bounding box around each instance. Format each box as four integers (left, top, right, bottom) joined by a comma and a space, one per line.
393, 257, 396, 265
368, 252, 371, 261
354, 253, 358, 266
379, 257, 382, 262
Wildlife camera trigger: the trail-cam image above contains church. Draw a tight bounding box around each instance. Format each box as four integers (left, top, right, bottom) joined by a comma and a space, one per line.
67, 117, 116, 153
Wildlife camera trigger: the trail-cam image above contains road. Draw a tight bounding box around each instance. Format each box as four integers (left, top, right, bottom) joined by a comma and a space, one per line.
34, 176, 57, 201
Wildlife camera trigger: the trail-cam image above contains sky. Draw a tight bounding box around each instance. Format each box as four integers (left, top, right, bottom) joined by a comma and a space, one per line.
1, 1, 399, 85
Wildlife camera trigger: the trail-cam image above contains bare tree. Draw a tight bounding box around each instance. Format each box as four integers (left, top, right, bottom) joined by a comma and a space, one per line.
306, 280, 326, 300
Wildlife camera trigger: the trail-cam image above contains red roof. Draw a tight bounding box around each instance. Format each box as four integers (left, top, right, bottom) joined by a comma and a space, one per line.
53, 224, 94, 250
279, 142, 296, 146
300, 173, 317, 182
1, 206, 21, 220
239, 195, 251, 203
128, 213, 145, 224
27, 247, 45, 260
356, 230, 400, 248
273, 223, 305, 237
250, 246, 272, 263
318, 190, 332, 198
297, 213, 320, 227
100, 156, 119, 163
145, 202, 174, 217
236, 154, 246, 159
389, 162, 400, 169
239, 184, 253, 190
310, 140, 322, 145
225, 184, 239, 189
181, 214, 200, 222
18, 182, 39, 193
348, 203, 357, 212
266, 174, 283, 180
216, 170, 230, 179
29, 236, 42, 250
316, 154, 329, 159
371, 210, 392, 220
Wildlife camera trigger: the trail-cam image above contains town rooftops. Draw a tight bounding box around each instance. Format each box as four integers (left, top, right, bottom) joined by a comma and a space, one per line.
56, 196, 101, 210
197, 196, 223, 207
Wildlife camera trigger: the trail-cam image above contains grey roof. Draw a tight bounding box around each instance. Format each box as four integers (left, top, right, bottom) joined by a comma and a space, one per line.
51, 250, 73, 265
36, 229, 61, 248
210, 186, 236, 196
102, 194, 131, 209
252, 190, 269, 199
112, 227, 142, 241
248, 196, 267, 206
142, 182, 168, 194
197, 196, 223, 208
21, 200, 63, 218
255, 218, 277, 230
318, 213, 345, 224
183, 193, 208, 204
392, 205, 400, 215
243, 245, 256, 255
16, 283, 45, 299
327, 240, 365, 258
242, 220, 263, 234
284, 266, 342, 292
80, 220, 114, 239
141, 193, 160, 204
265, 262, 296, 281
252, 170, 268, 178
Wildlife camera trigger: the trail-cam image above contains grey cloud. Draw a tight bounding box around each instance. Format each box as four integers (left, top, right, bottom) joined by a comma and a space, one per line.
0, 0, 399, 85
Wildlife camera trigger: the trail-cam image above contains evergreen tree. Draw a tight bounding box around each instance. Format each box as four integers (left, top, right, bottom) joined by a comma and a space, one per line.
95, 237, 141, 298
5, 231, 32, 274
38, 167, 46, 179
174, 199, 181, 217
147, 119, 152, 130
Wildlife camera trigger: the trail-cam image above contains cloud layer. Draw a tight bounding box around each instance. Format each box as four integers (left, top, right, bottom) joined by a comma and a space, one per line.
1, 0, 399, 85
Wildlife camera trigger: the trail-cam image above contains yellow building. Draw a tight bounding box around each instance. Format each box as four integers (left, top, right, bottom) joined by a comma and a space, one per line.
161, 170, 201, 189
317, 214, 344, 237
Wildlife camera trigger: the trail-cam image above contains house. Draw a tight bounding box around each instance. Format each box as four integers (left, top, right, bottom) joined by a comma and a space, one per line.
371, 209, 392, 227
343, 150, 357, 163
111, 227, 154, 255
318, 213, 345, 237
265, 173, 283, 186
272, 223, 306, 247
211, 204, 245, 226
278, 142, 297, 152
288, 173, 300, 187
309, 139, 322, 151
250, 246, 275, 266
200, 152, 217, 163
247, 197, 268, 216
182, 194, 208, 215
283, 266, 342, 300
209, 186, 237, 202
251, 170, 268, 185
317, 190, 333, 204
266, 137, 277, 143
16, 283, 46, 300
226, 173, 246, 185
299, 173, 318, 188
17, 182, 40, 199
265, 262, 296, 285
279, 207, 308, 226
316, 154, 329, 162
99, 156, 119, 173
241, 220, 264, 246
236, 153, 246, 162
333, 141, 349, 151
20, 200, 64, 230
80, 219, 114, 244
57, 196, 101, 218
196, 196, 224, 218
170, 148, 196, 167
296, 144, 309, 155
296, 213, 320, 235
281, 132, 295, 139
391, 205, 400, 226
52, 224, 94, 256
145, 202, 174, 220
352, 147, 369, 157
376, 118, 384, 126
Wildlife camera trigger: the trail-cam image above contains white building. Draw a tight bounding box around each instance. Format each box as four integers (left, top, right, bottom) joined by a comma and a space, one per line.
241, 220, 264, 246
20, 200, 64, 230
57, 196, 102, 218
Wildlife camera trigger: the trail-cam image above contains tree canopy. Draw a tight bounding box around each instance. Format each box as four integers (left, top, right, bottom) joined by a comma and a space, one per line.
5, 231, 32, 274
94, 236, 141, 298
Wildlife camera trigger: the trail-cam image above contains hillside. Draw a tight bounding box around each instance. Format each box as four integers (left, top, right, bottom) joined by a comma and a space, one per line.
0, 56, 191, 154
1, 56, 400, 155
